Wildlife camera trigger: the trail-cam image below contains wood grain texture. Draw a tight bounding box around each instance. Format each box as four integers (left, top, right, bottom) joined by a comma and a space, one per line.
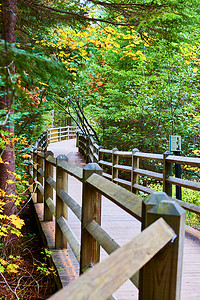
58, 216, 80, 263
140, 193, 185, 300
86, 173, 142, 221
80, 164, 102, 274
48, 218, 175, 300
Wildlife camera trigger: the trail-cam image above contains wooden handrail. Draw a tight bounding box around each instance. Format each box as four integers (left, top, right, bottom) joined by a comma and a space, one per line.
48, 218, 176, 300
77, 132, 200, 216
29, 128, 187, 299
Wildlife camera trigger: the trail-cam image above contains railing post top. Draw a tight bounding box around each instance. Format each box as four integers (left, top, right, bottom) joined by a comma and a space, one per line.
83, 163, 102, 171
56, 154, 68, 163
163, 150, 173, 157
132, 148, 139, 153
143, 192, 171, 206
83, 163, 103, 180
112, 148, 118, 153
45, 150, 54, 157
143, 192, 185, 216
99, 145, 103, 150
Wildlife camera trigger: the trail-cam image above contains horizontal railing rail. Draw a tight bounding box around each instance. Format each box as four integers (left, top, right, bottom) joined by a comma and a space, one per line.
29, 143, 185, 300
77, 132, 200, 217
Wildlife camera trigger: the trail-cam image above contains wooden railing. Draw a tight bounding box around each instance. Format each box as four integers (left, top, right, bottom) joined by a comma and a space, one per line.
77, 132, 200, 217
30, 130, 185, 299
34, 126, 77, 150
47, 125, 77, 144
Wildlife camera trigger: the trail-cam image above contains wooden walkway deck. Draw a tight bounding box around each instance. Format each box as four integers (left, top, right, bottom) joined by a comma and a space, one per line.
34, 139, 200, 300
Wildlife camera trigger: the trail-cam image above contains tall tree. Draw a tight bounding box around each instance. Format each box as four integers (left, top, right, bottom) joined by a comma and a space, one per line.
0, 0, 18, 215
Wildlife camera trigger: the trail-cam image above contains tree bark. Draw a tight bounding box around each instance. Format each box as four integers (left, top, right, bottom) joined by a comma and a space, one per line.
0, 0, 18, 216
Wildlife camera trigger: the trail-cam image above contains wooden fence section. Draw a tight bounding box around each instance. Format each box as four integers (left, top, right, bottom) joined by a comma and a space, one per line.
48, 126, 77, 144
34, 126, 77, 151
30, 144, 185, 300
77, 132, 200, 218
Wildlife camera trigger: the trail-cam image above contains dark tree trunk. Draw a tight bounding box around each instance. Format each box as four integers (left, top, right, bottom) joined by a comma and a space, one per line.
0, 0, 17, 215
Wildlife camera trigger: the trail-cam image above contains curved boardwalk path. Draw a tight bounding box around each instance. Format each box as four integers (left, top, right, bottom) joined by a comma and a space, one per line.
46, 139, 200, 300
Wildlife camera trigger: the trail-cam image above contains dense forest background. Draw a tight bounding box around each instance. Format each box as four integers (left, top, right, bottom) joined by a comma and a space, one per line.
0, 0, 200, 298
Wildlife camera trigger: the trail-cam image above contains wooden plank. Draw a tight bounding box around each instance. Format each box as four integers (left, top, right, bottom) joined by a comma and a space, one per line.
57, 216, 80, 263
49, 218, 175, 300
99, 149, 113, 154
46, 197, 56, 216
167, 176, 200, 191
166, 155, 200, 167
57, 160, 83, 181
112, 148, 119, 182
113, 178, 131, 187
37, 153, 44, 203
56, 158, 68, 249
46, 176, 56, 190
172, 197, 200, 215
115, 151, 132, 157
99, 160, 112, 167
134, 168, 163, 181
133, 184, 154, 194
58, 189, 82, 221
38, 184, 44, 196
103, 172, 112, 180
37, 167, 44, 177
80, 164, 102, 274
93, 153, 98, 160
85, 219, 139, 288
140, 193, 185, 300
113, 164, 132, 172
134, 152, 163, 161
86, 173, 142, 221
131, 148, 139, 194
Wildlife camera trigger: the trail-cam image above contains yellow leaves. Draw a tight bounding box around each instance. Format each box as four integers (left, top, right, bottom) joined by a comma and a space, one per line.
38, 81, 49, 86
6, 263, 19, 273
22, 154, 31, 159
6, 180, 15, 184
0, 258, 19, 274
9, 215, 25, 229
193, 67, 198, 73
0, 156, 3, 164
0, 189, 6, 198
193, 149, 200, 156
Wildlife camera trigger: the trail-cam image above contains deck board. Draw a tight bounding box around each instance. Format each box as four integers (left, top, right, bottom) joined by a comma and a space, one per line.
33, 138, 200, 299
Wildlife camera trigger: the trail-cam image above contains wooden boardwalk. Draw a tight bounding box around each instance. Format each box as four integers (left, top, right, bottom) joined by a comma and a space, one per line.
35, 138, 200, 300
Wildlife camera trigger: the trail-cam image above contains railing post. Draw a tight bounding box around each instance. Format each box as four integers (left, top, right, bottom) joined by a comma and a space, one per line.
33, 149, 38, 201
86, 136, 90, 163
67, 126, 69, 140
131, 148, 139, 194
59, 127, 61, 141
80, 163, 103, 274
44, 151, 54, 221
112, 148, 118, 182
94, 143, 98, 163
46, 129, 49, 147
55, 154, 68, 249
98, 146, 103, 162
139, 192, 185, 300
37, 150, 43, 203
163, 151, 173, 196
76, 131, 80, 148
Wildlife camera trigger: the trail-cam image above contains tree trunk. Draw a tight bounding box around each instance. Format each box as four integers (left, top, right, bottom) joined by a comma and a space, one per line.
0, 0, 17, 216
